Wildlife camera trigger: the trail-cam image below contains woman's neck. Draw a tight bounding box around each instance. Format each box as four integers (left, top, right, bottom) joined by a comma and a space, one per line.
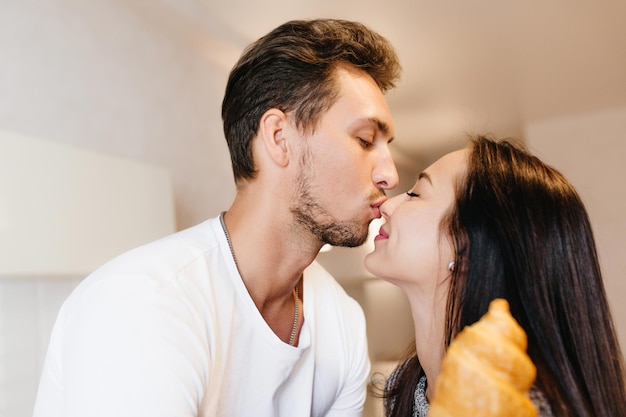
406, 291, 447, 401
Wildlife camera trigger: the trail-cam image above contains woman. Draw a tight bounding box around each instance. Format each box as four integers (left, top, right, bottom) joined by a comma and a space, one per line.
364, 136, 626, 417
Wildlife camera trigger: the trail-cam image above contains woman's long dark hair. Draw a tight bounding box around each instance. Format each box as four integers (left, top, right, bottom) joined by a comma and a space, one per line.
384, 136, 626, 417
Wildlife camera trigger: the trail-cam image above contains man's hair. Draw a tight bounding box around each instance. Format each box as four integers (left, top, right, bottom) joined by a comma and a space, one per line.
221, 19, 401, 182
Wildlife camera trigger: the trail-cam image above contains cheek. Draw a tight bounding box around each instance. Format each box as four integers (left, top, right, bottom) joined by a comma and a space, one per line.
438, 236, 455, 264
393, 219, 445, 278
309, 152, 362, 193
365, 231, 422, 281
365, 210, 448, 281
314, 139, 371, 182
364, 238, 401, 280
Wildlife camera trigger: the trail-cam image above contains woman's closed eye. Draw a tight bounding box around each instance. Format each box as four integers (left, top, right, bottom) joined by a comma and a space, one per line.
406, 191, 420, 198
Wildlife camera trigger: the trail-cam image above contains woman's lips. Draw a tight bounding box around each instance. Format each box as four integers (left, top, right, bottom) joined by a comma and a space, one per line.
374, 226, 389, 241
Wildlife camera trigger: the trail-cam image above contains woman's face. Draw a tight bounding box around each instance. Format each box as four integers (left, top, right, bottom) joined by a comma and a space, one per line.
364, 149, 468, 290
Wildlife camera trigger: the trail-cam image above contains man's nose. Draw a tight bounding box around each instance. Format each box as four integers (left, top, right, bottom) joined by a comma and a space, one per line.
373, 151, 398, 190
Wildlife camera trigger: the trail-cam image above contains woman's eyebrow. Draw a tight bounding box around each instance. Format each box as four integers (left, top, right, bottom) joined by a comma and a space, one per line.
418, 171, 433, 185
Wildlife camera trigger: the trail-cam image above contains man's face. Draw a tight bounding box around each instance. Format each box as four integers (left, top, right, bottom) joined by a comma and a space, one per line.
290, 67, 398, 247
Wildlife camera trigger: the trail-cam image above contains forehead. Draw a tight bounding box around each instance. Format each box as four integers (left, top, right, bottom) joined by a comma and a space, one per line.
327, 66, 395, 135
423, 149, 469, 186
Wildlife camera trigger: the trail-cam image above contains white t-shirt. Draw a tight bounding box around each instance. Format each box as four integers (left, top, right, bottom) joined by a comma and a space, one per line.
33, 216, 370, 417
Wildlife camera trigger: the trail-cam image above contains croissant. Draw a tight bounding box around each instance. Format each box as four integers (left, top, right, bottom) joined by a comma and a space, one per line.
428, 298, 537, 417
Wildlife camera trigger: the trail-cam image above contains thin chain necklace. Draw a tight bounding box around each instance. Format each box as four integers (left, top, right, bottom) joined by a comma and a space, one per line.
219, 212, 299, 346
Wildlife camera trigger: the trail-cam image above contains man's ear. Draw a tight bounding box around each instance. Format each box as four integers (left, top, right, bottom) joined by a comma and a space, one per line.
258, 108, 290, 167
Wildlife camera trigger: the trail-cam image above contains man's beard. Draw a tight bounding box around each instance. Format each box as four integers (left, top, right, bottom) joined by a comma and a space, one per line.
290, 169, 370, 248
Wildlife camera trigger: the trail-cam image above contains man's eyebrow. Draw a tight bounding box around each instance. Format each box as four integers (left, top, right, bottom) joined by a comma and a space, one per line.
367, 117, 394, 142
368, 117, 390, 134
419, 171, 433, 184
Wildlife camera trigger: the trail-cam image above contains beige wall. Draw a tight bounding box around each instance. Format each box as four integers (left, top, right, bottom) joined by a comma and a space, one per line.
0, 4, 236, 415
525, 106, 626, 352
0, 0, 236, 230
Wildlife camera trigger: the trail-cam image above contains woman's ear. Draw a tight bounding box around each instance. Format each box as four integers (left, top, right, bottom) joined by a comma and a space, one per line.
258, 108, 290, 168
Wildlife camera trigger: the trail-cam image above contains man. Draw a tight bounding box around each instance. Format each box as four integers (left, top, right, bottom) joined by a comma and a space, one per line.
34, 19, 401, 416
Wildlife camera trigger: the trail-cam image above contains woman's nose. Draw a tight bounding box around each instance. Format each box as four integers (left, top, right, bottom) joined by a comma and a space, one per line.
379, 193, 403, 218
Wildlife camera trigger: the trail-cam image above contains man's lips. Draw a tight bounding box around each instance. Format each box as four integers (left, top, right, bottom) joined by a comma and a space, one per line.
374, 226, 389, 241
371, 197, 387, 218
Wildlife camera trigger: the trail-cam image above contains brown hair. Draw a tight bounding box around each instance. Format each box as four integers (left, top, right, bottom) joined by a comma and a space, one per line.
221, 19, 401, 182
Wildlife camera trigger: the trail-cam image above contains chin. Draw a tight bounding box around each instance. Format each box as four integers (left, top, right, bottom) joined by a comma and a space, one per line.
363, 252, 378, 275
322, 221, 369, 248
327, 234, 367, 248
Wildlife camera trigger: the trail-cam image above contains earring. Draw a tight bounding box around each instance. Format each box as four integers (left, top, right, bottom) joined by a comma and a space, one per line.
448, 261, 456, 271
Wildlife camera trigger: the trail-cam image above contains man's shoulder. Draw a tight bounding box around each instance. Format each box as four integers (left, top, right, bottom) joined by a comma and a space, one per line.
305, 261, 365, 318
79, 216, 225, 288
304, 261, 346, 294
118, 216, 221, 261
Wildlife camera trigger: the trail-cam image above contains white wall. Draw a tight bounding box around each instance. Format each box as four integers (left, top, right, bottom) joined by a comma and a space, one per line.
0, 0, 237, 230
0, 276, 83, 417
1, 2, 231, 415
0, 131, 176, 275
0, 132, 176, 417
525, 106, 626, 352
